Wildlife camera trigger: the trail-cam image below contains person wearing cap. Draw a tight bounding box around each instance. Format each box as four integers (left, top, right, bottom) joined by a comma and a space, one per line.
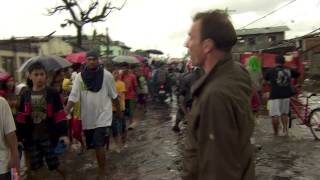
65, 50, 121, 178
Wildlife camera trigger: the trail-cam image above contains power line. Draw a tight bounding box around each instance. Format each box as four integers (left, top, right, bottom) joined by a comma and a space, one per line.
304, 27, 320, 36
266, 0, 320, 40
289, 27, 320, 41
240, 0, 297, 29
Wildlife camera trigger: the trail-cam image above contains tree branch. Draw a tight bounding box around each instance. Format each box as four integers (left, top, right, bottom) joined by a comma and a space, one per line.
82, 1, 99, 20
63, 19, 83, 27
47, 5, 68, 16
61, 0, 79, 23
83, 0, 127, 24
46, 0, 127, 47
74, 0, 84, 13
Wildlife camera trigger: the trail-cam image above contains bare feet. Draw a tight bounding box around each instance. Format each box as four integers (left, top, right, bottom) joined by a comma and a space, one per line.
283, 128, 289, 136
97, 171, 107, 180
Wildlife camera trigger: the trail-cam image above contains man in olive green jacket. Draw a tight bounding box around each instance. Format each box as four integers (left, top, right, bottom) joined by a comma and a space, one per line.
182, 10, 255, 180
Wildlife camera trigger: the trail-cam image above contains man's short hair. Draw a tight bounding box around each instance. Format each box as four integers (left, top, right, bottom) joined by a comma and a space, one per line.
86, 50, 100, 59
275, 55, 285, 64
193, 10, 237, 52
28, 61, 46, 74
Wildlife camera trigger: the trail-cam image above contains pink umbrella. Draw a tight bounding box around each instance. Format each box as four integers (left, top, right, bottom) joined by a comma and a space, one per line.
65, 52, 87, 64
134, 55, 146, 62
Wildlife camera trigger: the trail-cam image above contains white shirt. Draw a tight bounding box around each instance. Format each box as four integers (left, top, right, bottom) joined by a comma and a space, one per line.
71, 71, 78, 82
68, 69, 118, 130
0, 97, 16, 174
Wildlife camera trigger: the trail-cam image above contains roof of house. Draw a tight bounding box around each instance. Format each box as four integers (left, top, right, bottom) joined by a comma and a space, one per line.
111, 41, 131, 49
61, 35, 131, 51
0, 35, 131, 53
0, 37, 46, 53
262, 40, 296, 53
236, 26, 289, 36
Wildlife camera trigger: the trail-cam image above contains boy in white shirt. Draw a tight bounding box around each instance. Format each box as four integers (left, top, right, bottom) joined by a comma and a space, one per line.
0, 97, 19, 179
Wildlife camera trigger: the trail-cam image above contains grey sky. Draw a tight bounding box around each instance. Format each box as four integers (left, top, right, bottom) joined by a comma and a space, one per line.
0, 0, 319, 57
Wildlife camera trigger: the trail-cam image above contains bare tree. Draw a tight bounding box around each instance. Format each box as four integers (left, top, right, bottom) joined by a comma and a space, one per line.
47, 0, 126, 48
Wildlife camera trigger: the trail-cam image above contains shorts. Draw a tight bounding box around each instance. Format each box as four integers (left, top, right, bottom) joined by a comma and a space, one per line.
122, 116, 127, 132
125, 99, 137, 117
176, 108, 185, 121
84, 127, 109, 149
111, 114, 123, 137
27, 139, 59, 171
269, 98, 290, 117
137, 94, 146, 105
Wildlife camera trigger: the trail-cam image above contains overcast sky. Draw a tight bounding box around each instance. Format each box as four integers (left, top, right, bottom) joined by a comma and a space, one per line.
1, 0, 320, 57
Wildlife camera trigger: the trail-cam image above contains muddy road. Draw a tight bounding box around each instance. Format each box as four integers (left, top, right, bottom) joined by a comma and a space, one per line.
21, 98, 320, 180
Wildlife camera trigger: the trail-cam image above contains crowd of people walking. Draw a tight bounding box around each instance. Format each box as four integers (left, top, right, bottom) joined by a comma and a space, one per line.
0, 9, 302, 180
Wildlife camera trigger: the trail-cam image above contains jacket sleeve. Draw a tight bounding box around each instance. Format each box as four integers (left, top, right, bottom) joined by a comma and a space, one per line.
16, 92, 28, 142
197, 92, 254, 180
52, 90, 68, 137
290, 68, 300, 79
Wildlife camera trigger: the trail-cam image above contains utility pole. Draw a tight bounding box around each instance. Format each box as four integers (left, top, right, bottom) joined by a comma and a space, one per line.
225, 7, 236, 14
11, 37, 18, 80
106, 28, 110, 60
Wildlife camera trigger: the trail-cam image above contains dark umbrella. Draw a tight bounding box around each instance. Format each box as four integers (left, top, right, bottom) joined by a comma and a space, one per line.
145, 49, 164, 55
18, 55, 72, 72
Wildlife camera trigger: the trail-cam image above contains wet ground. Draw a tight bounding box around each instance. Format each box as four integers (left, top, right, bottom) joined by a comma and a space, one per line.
255, 94, 320, 180
255, 115, 320, 180
22, 97, 320, 180
43, 100, 182, 180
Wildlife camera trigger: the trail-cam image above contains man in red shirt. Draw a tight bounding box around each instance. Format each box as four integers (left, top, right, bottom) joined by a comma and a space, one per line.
122, 66, 138, 129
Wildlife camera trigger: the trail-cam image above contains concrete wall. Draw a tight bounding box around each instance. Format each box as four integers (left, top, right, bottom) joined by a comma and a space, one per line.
301, 37, 320, 77
0, 50, 37, 81
303, 37, 320, 54
100, 45, 130, 57
233, 32, 285, 53
39, 38, 72, 56
0, 38, 73, 82
307, 53, 320, 77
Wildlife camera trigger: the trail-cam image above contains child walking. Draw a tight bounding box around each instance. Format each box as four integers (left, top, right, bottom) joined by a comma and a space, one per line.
16, 62, 70, 180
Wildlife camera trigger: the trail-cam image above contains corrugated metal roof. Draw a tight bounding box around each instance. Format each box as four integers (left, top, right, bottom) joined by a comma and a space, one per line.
236, 26, 289, 36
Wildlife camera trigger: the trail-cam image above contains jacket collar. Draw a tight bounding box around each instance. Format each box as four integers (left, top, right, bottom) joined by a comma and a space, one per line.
191, 54, 233, 96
